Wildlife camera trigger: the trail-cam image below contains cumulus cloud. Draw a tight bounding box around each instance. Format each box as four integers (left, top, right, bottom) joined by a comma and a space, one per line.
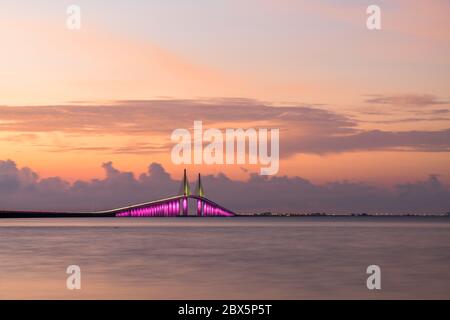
1, 160, 449, 214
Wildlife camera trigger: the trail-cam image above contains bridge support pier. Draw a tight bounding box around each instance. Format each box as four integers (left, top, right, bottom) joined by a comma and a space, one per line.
197, 199, 203, 216
182, 197, 188, 216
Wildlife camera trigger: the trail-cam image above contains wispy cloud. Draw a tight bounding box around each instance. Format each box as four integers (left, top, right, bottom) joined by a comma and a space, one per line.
365, 94, 448, 107
1, 99, 449, 156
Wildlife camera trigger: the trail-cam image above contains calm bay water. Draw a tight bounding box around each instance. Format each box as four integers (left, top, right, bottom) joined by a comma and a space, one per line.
0, 217, 449, 299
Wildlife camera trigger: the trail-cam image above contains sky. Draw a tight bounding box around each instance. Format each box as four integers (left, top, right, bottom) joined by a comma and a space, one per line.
0, 0, 449, 212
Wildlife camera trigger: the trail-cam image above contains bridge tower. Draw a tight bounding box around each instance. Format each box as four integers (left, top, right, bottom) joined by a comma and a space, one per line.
195, 173, 205, 216
179, 169, 190, 216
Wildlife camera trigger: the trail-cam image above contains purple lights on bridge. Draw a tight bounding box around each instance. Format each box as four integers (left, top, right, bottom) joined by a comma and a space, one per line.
115, 196, 234, 218
183, 197, 188, 216
116, 200, 181, 217
198, 199, 234, 217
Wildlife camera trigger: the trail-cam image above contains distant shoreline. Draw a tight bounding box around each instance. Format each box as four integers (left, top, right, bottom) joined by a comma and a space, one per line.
244, 212, 450, 217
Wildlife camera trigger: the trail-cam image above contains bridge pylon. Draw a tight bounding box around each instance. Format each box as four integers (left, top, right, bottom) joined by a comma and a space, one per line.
179, 169, 191, 196
178, 169, 190, 216
195, 173, 205, 216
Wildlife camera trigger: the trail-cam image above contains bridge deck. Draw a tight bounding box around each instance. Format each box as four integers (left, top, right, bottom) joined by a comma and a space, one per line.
0, 195, 235, 218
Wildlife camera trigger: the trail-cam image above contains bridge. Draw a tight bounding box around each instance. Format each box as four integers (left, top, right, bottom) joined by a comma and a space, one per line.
0, 170, 236, 218
106, 170, 235, 217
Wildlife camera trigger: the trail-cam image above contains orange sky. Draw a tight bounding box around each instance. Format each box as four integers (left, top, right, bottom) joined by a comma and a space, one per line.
0, 1, 449, 186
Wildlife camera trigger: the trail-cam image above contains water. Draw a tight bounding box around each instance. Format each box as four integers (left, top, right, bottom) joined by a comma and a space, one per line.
0, 217, 449, 300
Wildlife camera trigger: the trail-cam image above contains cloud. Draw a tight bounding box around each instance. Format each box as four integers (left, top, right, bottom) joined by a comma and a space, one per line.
1, 160, 449, 214
359, 94, 450, 125
0, 99, 355, 135
283, 129, 450, 154
365, 94, 448, 107
430, 109, 450, 114
364, 117, 450, 125
1, 99, 450, 157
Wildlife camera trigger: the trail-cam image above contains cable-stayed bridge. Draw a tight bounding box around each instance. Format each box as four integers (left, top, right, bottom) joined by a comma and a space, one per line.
0, 170, 236, 218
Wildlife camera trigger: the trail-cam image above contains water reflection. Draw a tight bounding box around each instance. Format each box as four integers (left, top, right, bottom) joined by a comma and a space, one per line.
0, 217, 449, 299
